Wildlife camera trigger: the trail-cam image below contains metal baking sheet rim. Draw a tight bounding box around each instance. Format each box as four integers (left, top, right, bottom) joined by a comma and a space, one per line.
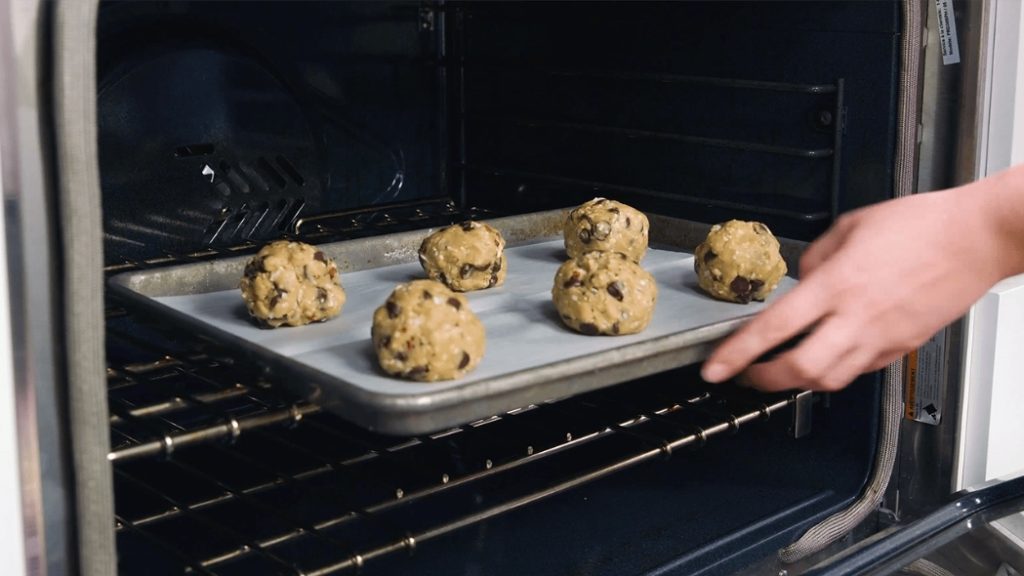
108, 209, 804, 436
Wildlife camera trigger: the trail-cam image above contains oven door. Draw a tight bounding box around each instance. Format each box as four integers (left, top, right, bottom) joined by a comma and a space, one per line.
807, 470, 1024, 576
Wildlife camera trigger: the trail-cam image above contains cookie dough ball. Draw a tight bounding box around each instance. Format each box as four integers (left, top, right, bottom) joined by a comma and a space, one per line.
240, 240, 346, 328
693, 220, 787, 304
371, 279, 485, 381
418, 221, 507, 292
564, 198, 649, 262
552, 251, 658, 336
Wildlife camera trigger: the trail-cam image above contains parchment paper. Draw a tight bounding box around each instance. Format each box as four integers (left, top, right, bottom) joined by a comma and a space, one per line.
153, 238, 795, 397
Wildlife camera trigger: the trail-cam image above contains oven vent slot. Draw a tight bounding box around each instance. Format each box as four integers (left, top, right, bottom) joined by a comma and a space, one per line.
105, 199, 488, 274
197, 154, 311, 246
201, 199, 304, 246
174, 143, 216, 158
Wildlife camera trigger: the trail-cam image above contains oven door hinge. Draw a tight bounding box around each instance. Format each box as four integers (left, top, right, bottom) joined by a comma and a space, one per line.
790, 390, 813, 439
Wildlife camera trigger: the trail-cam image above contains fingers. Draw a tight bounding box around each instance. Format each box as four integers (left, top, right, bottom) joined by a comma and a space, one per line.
735, 316, 859, 392
799, 217, 850, 277
814, 345, 877, 392
701, 276, 832, 383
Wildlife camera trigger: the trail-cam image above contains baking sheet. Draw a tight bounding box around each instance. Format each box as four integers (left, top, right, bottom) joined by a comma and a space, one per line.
110, 210, 801, 435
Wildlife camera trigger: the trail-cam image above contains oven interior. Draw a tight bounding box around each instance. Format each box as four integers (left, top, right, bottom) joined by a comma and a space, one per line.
97, 2, 900, 574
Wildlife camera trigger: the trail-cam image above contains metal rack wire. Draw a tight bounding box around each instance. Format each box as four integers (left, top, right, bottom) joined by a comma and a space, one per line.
107, 198, 811, 574
453, 61, 847, 226
112, 355, 806, 575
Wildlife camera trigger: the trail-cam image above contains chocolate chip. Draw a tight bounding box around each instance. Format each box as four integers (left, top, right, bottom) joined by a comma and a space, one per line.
405, 365, 429, 379
625, 217, 631, 228
703, 250, 717, 263
609, 207, 620, 214
460, 221, 475, 231
612, 322, 620, 335
491, 259, 502, 273
753, 223, 768, 234
606, 281, 624, 301
579, 322, 600, 335
243, 259, 260, 280
259, 255, 269, 271
381, 335, 392, 348
447, 297, 461, 310
438, 272, 448, 286
460, 263, 474, 278
395, 351, 408, 362
489, 273, 498, 287
314, 251, 327, 263
561, 314, 572, 322
269, 287, 286, 308
423, 290, 433, 300
730, 276, 753, 303
563, 274, 583, 289
750, 279, 765, 292
386, 300, 401, 319
578, 228, 591, 244
459, 352, 471, 369
317, 287, 328, 303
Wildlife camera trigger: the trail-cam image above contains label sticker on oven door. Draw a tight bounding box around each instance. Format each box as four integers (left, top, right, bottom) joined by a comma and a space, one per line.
935, 0, 961, 65
905, 329, 947, 425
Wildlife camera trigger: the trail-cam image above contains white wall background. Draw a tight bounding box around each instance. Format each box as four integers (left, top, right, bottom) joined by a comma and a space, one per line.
959, 0, 1024, 490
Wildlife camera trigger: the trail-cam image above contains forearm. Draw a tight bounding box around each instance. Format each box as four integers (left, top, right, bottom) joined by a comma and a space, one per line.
958, 164, 1024, 282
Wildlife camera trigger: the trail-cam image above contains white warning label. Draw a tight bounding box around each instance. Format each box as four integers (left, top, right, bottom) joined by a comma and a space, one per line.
905, 329, 946, 425
935, 0, 961, 65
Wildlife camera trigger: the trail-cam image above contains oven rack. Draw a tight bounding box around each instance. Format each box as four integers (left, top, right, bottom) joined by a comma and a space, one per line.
107, 197, 810, 574
113, 362, 808, 575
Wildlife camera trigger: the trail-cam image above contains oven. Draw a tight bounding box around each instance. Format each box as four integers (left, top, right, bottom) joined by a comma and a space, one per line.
1, 1, 1022, 575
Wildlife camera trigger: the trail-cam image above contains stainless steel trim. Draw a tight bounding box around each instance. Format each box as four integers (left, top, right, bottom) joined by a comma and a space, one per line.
0, 0, 73, 574
790, 390, 814, 439
891, 0, 989, 522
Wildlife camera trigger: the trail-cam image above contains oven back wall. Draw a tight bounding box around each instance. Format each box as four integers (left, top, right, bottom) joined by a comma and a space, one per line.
452, 1, 902, 242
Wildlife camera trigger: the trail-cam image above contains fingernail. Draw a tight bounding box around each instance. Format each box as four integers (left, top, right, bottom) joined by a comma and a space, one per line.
701, 362, 727, 383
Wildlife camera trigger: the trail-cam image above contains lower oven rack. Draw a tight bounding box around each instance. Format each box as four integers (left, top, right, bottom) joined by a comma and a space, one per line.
107, 199, 811, 575
110, 336, 806, 575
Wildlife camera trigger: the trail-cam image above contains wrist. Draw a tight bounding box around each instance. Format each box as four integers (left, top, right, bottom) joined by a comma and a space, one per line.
960, 166, 1024, 280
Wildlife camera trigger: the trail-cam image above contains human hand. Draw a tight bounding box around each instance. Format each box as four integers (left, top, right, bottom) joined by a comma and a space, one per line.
700, 182, 1016, 392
